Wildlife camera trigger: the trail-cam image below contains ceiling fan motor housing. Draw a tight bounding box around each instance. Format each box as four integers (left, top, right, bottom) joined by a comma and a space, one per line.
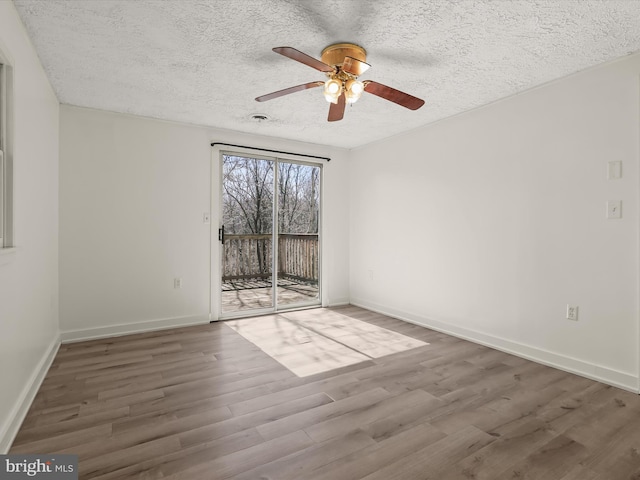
320, 43, 367, 68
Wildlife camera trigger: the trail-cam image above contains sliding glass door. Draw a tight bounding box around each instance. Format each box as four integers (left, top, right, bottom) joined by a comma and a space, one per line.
220, 153, 321, 317
276, 161, 320, 308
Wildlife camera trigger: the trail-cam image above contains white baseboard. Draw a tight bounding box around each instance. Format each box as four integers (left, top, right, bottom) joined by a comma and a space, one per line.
325, 298, 350, 308
0, 335, 60, 454
61, 314, 210, 343
351, 298, 639, 393
328, 301, 351, 307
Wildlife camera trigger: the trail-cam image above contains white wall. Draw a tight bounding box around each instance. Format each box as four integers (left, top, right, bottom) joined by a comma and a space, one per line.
349, 53, 640, 391
59, 106, 349, 339
0, 2, 60, 453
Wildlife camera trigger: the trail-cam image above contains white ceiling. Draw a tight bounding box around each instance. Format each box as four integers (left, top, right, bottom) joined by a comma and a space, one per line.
12, 0, 640, 149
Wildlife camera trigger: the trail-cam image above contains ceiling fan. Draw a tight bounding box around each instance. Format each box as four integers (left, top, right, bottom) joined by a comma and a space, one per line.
255, 43, 425, 122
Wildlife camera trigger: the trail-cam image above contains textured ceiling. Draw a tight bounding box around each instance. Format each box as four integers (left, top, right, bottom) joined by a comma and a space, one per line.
12, 0, 640, 149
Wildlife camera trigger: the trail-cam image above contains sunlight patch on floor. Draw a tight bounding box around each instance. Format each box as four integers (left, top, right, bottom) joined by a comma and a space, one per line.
225, 309, 428, 377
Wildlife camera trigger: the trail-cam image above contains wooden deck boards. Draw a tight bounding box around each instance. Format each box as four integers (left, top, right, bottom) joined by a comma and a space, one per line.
10, 305, 640, 479
221, 281, 319, 313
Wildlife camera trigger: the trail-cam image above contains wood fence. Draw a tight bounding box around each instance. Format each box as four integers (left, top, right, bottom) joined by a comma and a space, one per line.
222, 233, 318, 283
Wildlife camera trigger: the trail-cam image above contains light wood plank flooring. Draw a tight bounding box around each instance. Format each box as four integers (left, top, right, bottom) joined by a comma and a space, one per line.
225, 310, 426, 376
11, 305, 640, 479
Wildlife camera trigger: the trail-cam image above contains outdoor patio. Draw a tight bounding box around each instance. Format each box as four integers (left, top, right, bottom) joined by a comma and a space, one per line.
221, 233, 319, 314
222, 278, 319, 312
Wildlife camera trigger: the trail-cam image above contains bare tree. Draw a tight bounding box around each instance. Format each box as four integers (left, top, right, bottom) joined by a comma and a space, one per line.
223, 155, 273, 235
224, 156, 319, 235
278, 162, 319, 234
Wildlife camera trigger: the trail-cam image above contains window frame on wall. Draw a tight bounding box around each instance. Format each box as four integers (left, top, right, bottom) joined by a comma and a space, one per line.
0, 47, 14, 250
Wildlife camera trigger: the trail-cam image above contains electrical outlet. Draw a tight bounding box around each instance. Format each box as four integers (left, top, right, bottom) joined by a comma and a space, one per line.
566, 304, 578, 321
174, 277, 183, 289
607, 201, 622, 219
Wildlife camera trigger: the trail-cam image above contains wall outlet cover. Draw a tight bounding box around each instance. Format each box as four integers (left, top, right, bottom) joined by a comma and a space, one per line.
607, 200, 622, 219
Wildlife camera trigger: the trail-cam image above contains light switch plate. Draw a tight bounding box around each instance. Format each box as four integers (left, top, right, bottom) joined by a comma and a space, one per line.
607, 161, 622, 180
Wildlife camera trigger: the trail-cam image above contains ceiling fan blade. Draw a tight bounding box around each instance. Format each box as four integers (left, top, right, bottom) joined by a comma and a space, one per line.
328, 92, 346, 122
342, 56, 370, 76
364, 81, 425, 110
255, 81, 324, 102
273, 47, 335, 73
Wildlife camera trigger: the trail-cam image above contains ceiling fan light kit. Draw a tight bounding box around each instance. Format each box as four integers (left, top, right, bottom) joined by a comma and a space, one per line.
344, 79, 364, 104
256, 43, 425, 122
323, 78, 342, 104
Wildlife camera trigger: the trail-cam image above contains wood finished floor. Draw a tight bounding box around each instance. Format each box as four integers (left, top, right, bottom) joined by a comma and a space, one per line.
11, 305, 640, 479
225, 309, 426, 377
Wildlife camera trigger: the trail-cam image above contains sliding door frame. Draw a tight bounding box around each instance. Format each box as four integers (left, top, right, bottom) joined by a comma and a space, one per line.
211, 147, 323, 321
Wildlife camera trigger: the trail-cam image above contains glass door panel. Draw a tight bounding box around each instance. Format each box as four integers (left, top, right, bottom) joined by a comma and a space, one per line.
221, 154, 275, 315
276, 162, 320, 307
